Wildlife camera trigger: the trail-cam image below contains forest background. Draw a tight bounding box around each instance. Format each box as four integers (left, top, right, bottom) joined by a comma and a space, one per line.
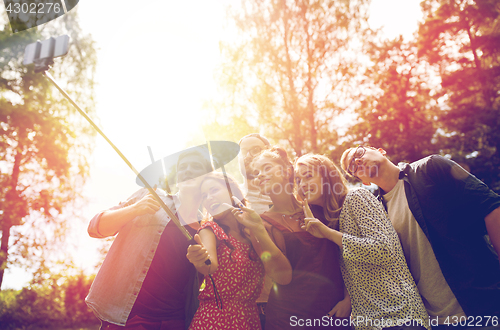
1, 0, 499, 328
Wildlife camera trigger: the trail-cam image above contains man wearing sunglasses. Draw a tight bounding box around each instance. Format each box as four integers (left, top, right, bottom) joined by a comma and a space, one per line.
340, 146, 500, 327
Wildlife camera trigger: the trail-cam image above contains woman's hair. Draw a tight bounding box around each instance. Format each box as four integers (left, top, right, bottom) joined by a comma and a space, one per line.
252, 146, 295, 187
251, 146, 302, 212
295, 154, 348, 229
199, 172, 257, 261
199, 172, 246, 206
238, 133, 271, 147
340, 147, 359, 180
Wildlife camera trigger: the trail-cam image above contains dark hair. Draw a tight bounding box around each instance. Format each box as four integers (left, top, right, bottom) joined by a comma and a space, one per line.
199, 172, 258, 262
250, 146, 302, 211
252, 146, 295, 186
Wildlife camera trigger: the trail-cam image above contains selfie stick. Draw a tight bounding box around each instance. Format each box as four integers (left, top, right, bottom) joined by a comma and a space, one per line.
43, 70, 193, 241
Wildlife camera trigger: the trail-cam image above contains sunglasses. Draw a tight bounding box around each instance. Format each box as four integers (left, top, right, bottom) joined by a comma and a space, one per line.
347, 146, 366, 176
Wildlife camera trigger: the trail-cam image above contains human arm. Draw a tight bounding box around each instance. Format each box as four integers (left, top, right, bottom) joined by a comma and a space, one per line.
95, 191, 161, 237
430, 157, 500, 257
424, 156, 500, 239
230, 197, 292, 285
301, 199, 343, 247
186, 231, 219, 276
327, 285, 351, 318
340, 189, 394, 265
303, 190, 392, 265
87, 188, 162, 238
485, 206, 500, 257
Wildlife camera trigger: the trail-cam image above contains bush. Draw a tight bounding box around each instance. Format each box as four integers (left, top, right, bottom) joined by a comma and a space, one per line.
0, 272, 99, 329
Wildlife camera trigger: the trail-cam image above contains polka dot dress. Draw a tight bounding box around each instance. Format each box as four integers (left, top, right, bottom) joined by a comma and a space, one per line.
340, 188, 430, 330
189, 221, 265, 330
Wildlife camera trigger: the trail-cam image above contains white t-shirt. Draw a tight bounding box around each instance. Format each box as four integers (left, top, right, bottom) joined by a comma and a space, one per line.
383, 180, 465, 324
243, 186, 273, 304
243, 188, 272, 215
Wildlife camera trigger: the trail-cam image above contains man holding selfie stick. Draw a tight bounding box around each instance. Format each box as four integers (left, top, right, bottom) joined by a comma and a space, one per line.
22, 36, 214, 330
86, 149, 213, 330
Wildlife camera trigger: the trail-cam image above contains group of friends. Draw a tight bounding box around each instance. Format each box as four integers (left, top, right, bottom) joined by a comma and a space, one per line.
85, 133, 500, 330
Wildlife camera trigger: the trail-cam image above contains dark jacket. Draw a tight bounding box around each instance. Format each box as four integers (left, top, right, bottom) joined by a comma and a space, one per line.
376, 155, 500, 317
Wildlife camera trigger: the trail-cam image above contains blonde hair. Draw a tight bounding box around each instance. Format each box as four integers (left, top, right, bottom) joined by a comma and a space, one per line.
340, 147, 356, 179
295, 154, 348, 229
238, 133, 271, 147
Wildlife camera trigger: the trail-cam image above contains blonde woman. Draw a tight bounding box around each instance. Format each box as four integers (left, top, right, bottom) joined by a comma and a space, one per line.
252, 147, 350, 330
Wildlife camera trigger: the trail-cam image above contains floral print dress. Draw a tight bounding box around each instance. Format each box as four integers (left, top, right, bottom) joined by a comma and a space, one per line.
189, 221, 265, 330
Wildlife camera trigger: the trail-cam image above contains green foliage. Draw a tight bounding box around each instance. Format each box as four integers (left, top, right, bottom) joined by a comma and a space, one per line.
212, 0, 500, 195
63, 273, 96, 325
345, 36, 439, 164
325, 0, 500, 187
0, 272, 98, 329
418, 0, 500, 191
214, 0, 371, 157
0, 7, 98, 287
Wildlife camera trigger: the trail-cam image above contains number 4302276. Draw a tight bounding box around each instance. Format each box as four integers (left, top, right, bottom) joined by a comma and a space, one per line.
444, 316, 498, 327
5, 2, 61, 14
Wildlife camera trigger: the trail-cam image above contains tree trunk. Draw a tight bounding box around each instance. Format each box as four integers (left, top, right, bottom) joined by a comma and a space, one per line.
0, 224, 12, 289
304, 16, 317, 153
0, 142, 23, 290
282, 0, 303, 156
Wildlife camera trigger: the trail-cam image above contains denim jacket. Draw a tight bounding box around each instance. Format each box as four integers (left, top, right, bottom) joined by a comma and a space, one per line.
85, 188, 194, 326
376, 155, 500, 317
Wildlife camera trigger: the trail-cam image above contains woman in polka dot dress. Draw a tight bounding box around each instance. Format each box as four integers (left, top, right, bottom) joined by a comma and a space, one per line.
187, 172, 292, 330
296, 154, 430, 330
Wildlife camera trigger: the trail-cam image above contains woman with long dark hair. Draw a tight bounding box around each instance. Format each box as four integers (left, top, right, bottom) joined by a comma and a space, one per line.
186, 172, 291, 330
